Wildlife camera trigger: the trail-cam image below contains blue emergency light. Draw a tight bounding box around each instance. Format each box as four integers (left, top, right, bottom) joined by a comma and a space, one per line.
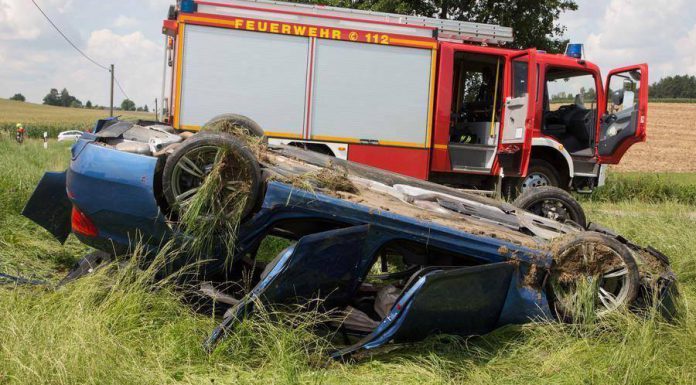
565, 43, 584, 59
179, 0, 197, 13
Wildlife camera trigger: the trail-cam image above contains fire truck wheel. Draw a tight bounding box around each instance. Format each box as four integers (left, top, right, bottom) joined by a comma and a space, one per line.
521, 159, 561, 191
162, 133, 262, 220
202, 114, 266, 143
512, 186, 587, 228
503, 159, 562, 199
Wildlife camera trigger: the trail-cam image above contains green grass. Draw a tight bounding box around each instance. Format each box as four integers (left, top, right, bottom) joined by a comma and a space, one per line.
0, 98, 154, 138
2, 137, 696, 384
587, 171, 696, 205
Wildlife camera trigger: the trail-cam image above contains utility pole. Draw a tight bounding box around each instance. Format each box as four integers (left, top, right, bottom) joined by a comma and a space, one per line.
155, 98, 159, 121
110, 64, 114, 117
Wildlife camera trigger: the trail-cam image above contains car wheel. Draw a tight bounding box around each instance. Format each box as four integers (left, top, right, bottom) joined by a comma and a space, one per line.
202, 113, 266, 143
547, 232, 640, 322
58, 250, 113, 286
162, 132, 262, 220
512, 186, 587, 227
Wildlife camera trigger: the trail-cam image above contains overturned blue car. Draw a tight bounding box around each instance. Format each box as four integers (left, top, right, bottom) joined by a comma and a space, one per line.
23, 118, 677, 359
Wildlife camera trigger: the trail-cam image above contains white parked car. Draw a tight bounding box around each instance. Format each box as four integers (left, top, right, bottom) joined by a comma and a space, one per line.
57, 130, 84, 142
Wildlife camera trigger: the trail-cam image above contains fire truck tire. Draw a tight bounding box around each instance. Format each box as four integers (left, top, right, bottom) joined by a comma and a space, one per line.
162, 132, 262, 220
202, 114, 266, 142
512, 186, 587, 228
503, 159, 562, 199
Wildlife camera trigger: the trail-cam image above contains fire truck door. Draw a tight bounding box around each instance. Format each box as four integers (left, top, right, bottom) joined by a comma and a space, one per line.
500, 50, 537, 176
597, 64, 648, 164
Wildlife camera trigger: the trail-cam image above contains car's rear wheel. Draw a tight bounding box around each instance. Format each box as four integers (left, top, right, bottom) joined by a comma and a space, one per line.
162, 133, 262, 220
548, 232, 639, 322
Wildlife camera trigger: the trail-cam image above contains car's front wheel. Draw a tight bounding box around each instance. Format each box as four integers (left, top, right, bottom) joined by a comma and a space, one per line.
512, 186, 587, 228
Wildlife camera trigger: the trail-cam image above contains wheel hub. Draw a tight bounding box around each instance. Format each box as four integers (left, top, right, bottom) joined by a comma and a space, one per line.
521, 172, 550, 191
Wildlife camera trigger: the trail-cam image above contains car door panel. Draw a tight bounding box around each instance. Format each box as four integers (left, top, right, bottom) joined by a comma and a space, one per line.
205, 224, 383, 350
332, 262, 517, 359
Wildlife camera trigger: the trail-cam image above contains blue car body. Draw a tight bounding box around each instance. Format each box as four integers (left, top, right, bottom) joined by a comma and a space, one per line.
22, 130, 676, 359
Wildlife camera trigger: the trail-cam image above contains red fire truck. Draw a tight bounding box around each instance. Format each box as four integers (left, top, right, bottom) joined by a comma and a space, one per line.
160, 0, 648, 195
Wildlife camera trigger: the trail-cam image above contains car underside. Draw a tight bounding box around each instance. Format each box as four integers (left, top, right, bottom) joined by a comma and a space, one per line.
22, 118, 678, 360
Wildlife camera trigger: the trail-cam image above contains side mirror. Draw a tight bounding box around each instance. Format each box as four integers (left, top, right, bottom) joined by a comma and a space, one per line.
611, 90, 624, 106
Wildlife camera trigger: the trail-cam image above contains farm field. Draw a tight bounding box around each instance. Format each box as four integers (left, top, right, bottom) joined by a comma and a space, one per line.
0, 103, 695, 384
612, 103, 696, 173
0, 98, 154, 138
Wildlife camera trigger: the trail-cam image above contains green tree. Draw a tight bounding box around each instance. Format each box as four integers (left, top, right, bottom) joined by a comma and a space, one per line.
121, 99, 136, 111
9, 93, 25, 102
85, 100, 93, 109
649, 75, 696, 99
43, 88, 61, 106
291, 0, 577, 52
59, 88, 82, 107
144, 104, 149, 112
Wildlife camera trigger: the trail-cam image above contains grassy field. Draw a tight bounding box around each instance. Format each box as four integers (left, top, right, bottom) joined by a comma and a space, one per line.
2, 136, 696, 384
1, 101, 696, 384
0, 98, 154, 138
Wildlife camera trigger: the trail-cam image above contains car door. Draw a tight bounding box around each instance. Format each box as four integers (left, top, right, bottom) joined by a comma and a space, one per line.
205, 224, 384, 350
597, 64, 648, 164
331, 262, 540, 360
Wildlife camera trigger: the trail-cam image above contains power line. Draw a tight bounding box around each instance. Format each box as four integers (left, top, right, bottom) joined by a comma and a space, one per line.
31, 0, 109, 71
114, 77, 130, 101
31, 0, 132, 102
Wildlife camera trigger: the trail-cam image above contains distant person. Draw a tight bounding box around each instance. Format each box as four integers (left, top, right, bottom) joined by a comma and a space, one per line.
16, 123, 25, 144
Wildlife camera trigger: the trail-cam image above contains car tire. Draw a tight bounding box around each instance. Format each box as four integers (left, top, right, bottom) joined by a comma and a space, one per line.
162, 132, 262, 220
202, 113, 266, 142
58, 250, 113, 286
512, 186, 587, 228
547, 232, 640, 322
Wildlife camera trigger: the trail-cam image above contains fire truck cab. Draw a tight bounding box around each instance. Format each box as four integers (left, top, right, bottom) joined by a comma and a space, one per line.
161, 0, 648, 195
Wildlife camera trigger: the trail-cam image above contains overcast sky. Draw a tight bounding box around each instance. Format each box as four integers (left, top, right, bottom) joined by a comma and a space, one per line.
1, 0, 695, 106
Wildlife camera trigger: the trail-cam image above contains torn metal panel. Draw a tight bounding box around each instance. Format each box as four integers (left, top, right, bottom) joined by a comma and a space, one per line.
21, 171, 71, 243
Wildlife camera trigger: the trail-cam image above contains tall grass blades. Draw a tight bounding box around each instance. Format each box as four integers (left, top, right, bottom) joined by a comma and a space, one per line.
177, 147, 249, 261
588, 172, 696, 205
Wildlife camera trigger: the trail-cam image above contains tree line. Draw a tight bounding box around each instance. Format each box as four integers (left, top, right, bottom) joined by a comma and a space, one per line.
649, 75, 696, 100
9, 89, 148, 112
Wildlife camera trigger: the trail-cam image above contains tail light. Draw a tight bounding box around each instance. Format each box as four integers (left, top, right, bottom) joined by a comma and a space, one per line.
71, 206, 98, 237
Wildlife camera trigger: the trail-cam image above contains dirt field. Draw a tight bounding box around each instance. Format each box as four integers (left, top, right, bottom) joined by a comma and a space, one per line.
612, 103, 696, 172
